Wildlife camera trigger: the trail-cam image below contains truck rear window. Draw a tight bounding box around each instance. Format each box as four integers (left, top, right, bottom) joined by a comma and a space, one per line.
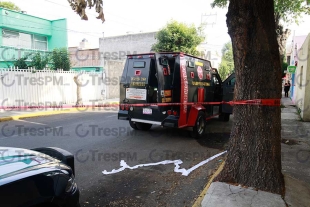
133, 61, 145, 68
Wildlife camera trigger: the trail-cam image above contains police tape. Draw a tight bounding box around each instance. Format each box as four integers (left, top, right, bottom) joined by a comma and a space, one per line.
0, 99, 281, 110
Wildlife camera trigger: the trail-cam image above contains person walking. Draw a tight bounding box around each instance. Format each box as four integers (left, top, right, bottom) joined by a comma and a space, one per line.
284, 81, 291, 97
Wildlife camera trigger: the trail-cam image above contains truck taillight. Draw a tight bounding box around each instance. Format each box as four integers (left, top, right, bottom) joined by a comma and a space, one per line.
120, 104, 125, 110
128, 56, 133, 59
167, 110, 178, 116
137, 55, 143, 58
125, 105, 129, 110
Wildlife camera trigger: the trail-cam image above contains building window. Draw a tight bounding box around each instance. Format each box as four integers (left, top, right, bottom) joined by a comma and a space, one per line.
33, 35, 48, 50
2, 29, 48, 51
2, 30, 19, 47
19, 33, 32, 49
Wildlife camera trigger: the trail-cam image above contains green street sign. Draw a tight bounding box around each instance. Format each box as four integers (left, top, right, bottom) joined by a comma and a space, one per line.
287, 66, 296, 74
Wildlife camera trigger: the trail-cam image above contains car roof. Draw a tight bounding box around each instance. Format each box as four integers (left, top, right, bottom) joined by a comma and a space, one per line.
126, 52, 211, 62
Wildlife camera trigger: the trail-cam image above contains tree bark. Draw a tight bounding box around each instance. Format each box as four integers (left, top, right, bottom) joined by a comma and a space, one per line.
74, 76, 83, 106
215, 0, 285, 195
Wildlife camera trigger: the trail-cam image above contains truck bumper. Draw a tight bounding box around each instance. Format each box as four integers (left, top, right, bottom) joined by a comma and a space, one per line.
162, 115, 179, 128
118, 110, 129, 120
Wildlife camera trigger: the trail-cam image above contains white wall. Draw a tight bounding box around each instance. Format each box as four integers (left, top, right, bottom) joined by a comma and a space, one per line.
293, 34, 310, 121
0, 68, 105, 108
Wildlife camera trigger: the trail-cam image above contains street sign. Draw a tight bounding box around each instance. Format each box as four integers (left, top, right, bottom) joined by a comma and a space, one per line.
287, 66, 296, 74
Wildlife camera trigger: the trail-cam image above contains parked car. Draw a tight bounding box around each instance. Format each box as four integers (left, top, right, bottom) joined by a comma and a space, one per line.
0, 147, 80, 207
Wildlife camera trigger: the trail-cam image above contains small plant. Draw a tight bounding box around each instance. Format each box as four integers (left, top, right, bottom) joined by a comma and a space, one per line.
50, 48, 71, 71
30, 53, 49, 70
296, 107, 304, 121
14, 56, 28, 69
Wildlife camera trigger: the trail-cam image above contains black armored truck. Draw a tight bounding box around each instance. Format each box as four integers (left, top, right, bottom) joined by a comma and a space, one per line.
118, 52, 235, 137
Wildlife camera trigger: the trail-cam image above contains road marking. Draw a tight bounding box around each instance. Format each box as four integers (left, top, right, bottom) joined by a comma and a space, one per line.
102, 151, 227, 176
16, 120, 47, 126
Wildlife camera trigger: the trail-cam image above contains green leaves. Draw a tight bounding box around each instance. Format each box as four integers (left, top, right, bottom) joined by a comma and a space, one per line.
50, 48, 71, 71
218, 41, 234, 79
14, 57, 28, 69
0, 1, 21, 11
212, 0, 310, 24
12, 48, 71, 71
211, 0, 228, 8
30, 53, 49, 70
151, 20, 204, 56
274, 0, 310, 24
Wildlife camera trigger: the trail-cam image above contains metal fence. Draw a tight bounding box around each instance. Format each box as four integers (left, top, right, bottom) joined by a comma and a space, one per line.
0, 68, 105, 108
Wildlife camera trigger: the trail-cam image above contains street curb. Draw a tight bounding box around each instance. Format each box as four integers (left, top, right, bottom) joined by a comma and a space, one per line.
0, 102, 120, 122
192, 161, 225, 207
0, 110, 75, 122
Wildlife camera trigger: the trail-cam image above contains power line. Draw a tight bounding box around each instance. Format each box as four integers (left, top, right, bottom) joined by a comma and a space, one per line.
44, 0, 71, 8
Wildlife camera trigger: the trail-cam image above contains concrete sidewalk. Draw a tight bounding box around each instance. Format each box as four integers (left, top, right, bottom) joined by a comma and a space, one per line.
197, 96, 310, 207
0, 98, 119, 122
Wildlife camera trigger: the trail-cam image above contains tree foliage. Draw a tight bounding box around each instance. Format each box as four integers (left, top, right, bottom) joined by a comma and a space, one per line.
14, 57, 28, 69
0, 1, 20, 11
68, 0, 104, 22
218, 42, 234, 79
50, 48, 71, 71
151, 21, 204, 56
212, 0, 310, 62
30, 53, 49, 70
273, 0, 310, 25
12, 49, 71, 71
212, 0, 310, 23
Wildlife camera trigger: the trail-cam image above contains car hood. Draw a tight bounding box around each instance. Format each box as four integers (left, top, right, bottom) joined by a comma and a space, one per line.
0, 147, 60, 178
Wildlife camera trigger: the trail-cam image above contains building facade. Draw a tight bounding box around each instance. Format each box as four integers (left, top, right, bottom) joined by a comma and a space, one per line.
69, 39, 102, 72
99, 32, 157, 99
0, 8, 67, 68
286, 35, 307, 99
292, 33, 310, 121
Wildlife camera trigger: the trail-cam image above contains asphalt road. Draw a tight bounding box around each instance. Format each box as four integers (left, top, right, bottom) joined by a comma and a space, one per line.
0, 110, 232, 206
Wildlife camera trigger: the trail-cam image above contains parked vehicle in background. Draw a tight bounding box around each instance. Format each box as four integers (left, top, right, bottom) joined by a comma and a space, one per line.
118, 52, 235, 137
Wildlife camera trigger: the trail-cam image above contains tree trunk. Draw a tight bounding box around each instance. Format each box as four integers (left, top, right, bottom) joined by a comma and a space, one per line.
215, 0, 285, 195
74, 76, 83, 106
276, 24, 291, 62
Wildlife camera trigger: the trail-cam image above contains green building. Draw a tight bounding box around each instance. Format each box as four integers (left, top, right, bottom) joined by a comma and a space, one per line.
0, 8, 68, 68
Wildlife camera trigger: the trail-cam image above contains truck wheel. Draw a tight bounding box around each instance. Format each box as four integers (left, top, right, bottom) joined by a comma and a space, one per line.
136, 122, 152, 130
129, 120, 139, 130
191, 111, 206, 138
219, 113, 230, 122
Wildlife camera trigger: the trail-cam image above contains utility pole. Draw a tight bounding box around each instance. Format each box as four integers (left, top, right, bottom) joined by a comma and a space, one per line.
199, 13, 218, 63
200, 13, 217, 33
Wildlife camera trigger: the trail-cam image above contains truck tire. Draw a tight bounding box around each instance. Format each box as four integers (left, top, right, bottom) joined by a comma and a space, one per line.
136, 122, 152, 130
191, 111, 206, 138
129, 120, 139, 130
219, 113, 230, 122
